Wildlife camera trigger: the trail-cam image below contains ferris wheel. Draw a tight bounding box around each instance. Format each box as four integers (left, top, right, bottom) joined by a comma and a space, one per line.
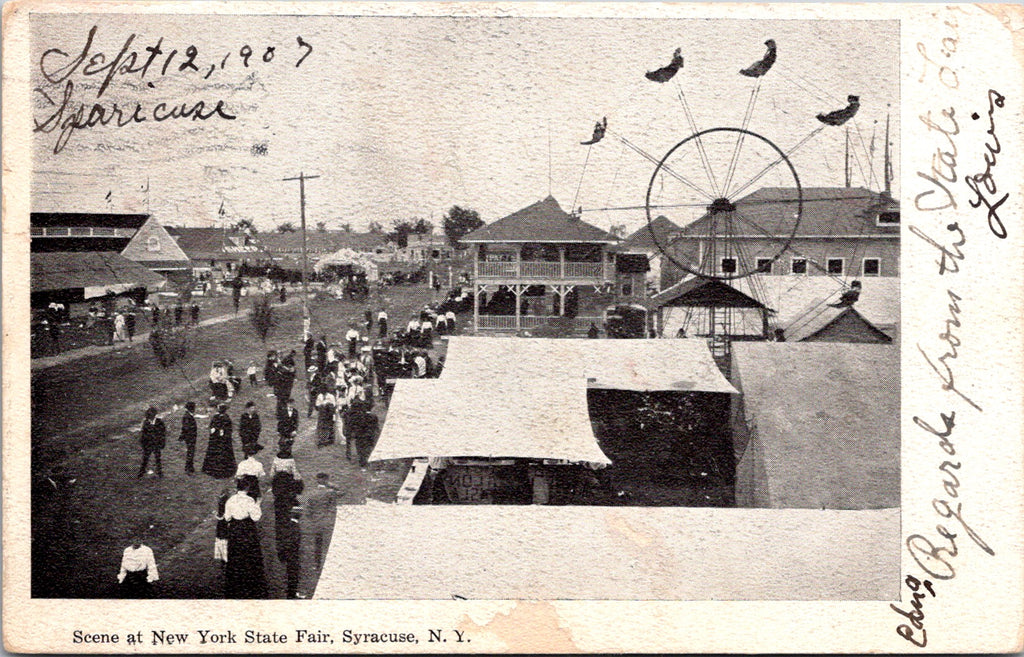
574, 38, 867, 283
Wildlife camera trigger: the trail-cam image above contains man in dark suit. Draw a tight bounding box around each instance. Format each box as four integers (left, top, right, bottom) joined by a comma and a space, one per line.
344, 404, 380, 467
137, 406, 167, 478
277, 398, 299, 447
239, 401, 262, 451
302, 473, 339, 570
179, 401, 197, 474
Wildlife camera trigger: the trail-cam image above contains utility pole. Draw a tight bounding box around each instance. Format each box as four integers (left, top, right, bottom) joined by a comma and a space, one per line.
883, 109, 892, 196
844, 127, 851, 188
283, 171, 320, 340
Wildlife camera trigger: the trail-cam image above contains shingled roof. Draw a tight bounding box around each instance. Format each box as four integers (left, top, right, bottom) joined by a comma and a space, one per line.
619, 215, 682, 251
461, 196, 618, 244
31, 251, 166, 293
679, 187, 900, 238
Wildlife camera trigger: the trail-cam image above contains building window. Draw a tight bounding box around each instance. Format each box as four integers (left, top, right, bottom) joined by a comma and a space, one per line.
827, 258, 844, 275
877, 211, 900, 226
863, 258, 881, 276
621, 282, 633, 297
791, 258, 807, 274
756, 258, 773, 274
720, 257, 737, 274
146, 236, 161, 252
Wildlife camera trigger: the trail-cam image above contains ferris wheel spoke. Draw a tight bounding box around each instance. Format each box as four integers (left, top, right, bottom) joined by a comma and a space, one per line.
721, 82, 761, 197
676, 81, 720, 196
728, 125, 823, 200
614, 131, 716, 200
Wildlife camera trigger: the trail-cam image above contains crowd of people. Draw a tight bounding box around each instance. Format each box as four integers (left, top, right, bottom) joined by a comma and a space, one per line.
120, 298, 459, 599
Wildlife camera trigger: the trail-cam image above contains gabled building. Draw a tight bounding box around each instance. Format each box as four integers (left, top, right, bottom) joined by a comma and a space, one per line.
29, 213, 170, 307
618, 215, 682, 292
119, 218, 192, 283
661, 187, 900, 287
460, 196, 647, 334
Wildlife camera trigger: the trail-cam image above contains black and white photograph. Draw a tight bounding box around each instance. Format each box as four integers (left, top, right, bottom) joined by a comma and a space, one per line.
4, 2, 1022, 653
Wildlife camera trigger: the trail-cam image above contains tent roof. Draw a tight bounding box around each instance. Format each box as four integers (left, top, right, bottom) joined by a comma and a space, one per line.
461, 196, 619, 244
730, 342, 899, 509
784, 305, 892, 343
370, 376, 610, 464
732, 274, 900, 334
313, 505, 899, 600
442, 336, 737, 393
31, 251, 166, 293
679, 187, 900, 238
648, 276, 769, 310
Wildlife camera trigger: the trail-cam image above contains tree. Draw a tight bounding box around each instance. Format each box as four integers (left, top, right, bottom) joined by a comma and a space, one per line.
276, 222, 297, 233
367, 221, 384, 234
442, 205, 484, 246
609, 223, 628, 238
339, 223, 352, 233
385, 217, 433, 248
232, 218, 257, 234
315, 221, 327, 232
249, 295, 277, 342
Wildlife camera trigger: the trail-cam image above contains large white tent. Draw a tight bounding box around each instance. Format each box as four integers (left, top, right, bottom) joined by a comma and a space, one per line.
369, 375, 611, 464
441, 336, 737, 393
313, 505, 899, 600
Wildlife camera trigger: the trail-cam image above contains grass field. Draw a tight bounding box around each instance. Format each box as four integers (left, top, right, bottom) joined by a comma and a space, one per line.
31, 284, 451, 598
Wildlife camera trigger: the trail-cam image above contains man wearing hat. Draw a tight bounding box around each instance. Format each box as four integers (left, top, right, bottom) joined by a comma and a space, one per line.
303, 473, 339, 570
277, 398, 299, 447
271, 444, 305, 599
137, 406, 166, 478
306, 365, 321, 418
179, 401, 198, 474
238, 401, 262, 452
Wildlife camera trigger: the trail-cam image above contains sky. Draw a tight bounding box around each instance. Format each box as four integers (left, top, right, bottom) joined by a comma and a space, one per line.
31, 14, 899, 234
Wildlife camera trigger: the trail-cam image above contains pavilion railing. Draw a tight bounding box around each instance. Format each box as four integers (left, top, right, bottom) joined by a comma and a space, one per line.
476, 261, 608, 279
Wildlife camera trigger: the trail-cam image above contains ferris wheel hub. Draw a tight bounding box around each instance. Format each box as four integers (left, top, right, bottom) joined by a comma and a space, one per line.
707, 198, 736, 214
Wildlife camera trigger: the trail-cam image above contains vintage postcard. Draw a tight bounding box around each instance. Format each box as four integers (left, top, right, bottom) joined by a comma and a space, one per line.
2, 1, 1022, 653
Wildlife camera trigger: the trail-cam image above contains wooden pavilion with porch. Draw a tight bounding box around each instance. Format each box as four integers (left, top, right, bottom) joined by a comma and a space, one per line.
460, 196, 643, 334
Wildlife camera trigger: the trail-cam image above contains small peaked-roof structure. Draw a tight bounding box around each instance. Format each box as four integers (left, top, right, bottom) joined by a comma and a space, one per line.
648, 276, 770, 310
733, 275, 899, 339
31, 251, 167, 297
618, 215, 682, 252
460, 196, 619, 244
730, 342, 899, 510
441, 336, 737, 393
120, 218, 192, 271
370, 376, 611, 464
678, 187, 900, 238
784, 305, 893, 343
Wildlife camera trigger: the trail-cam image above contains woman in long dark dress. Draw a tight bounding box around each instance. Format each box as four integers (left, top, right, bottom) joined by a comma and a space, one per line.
202, 404, 236, 478
223, 478, 268, 599
315, 390, 337, 447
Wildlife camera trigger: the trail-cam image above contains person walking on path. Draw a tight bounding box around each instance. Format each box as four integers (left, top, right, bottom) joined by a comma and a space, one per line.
223, 478, 268, 599
235, 443, 266, 499
179, 401, 198, 474
271, 446, 304, 599
137, 406, 166, 478
377, 309, 388, 339
190, 302, 200, 326
315, 389, 337, 447
239, 401, 262, 451
125, 311, 137, 342
117, 534, 159, 598
275, 350, 297, 416
113, 312, 129, 343
277, 398, 299, 447
202, 404, 237, 479
348, 404, 380, 467
303, 473, 339, 571
345, 325, 360, 359
247, 361, 258, 387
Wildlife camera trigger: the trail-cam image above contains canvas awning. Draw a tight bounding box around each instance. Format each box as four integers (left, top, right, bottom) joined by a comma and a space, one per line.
441, 337, 737, 393
369, 376, 610, 464
31, 251, 167, 297
313, 505, 899, 600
